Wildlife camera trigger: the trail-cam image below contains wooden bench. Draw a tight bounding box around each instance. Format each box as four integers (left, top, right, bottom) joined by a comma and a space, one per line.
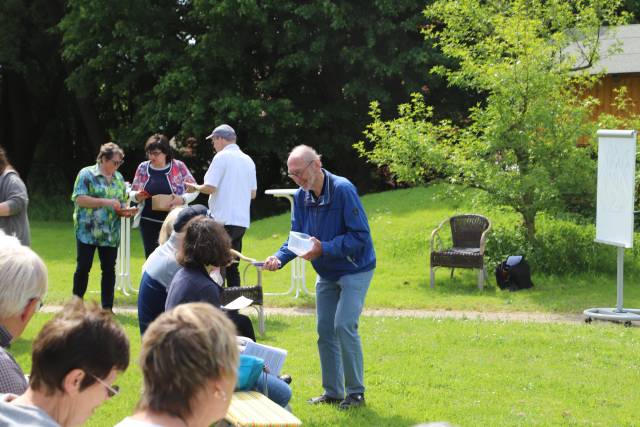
222, 391, 302, 427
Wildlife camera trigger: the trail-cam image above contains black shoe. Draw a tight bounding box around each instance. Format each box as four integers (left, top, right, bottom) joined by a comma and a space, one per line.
278, 374, 292, 385
338, 393, 365, 410
307, 395, 341, 405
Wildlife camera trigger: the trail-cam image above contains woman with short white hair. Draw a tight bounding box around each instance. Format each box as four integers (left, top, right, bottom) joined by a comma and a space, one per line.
0, 231, 48, 394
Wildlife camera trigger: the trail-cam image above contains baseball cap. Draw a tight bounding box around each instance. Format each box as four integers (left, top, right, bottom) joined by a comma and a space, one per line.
205, 124, 236, 141
173, 204, 210, 233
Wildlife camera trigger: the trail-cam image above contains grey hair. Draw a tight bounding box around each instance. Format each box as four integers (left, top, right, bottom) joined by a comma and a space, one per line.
0, 231, 48, 318
289, 145, 322, 163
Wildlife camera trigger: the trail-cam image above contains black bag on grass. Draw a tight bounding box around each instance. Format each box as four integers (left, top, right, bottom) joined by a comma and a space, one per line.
495, 255, 533, 291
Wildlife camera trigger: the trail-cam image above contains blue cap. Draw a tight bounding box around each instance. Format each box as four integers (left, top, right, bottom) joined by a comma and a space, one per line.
173, 204, 210, 232
206, 124, 236, 141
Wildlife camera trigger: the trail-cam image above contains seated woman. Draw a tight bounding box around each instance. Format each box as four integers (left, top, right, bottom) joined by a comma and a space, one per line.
115, 303, 238, 427
137, 204, 208, 335
0, 231, 48, 395
0, 298, 130, 427
165, 217, 291, 407
165, 215, 255, 340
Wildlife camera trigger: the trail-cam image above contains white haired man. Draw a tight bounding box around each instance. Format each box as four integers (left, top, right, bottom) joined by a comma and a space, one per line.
186, 124, 257, 288
0, 231, 48, 394
264, 145, 376, 410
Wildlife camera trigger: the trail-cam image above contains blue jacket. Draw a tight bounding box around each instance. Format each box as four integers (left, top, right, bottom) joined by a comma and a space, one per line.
274, 169, 376, 281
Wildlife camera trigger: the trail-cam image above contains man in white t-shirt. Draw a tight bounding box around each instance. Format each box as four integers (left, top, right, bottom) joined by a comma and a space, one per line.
186, 124, 257, 287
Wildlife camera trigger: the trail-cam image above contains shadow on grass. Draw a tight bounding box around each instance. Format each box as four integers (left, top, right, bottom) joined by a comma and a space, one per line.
327, 408, 416, 427
418, 270, 499, 297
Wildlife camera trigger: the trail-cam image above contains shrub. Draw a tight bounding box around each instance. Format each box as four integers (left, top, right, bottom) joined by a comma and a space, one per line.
486, 216, 640, 275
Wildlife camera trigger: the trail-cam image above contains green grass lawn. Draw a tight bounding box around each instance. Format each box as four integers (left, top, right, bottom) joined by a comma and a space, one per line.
33, 184, 640, 314
11, 312, 640, 427
18, 186, 640, 426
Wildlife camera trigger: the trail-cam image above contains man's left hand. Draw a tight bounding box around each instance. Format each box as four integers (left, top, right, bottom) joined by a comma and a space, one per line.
302, 237, 322, 260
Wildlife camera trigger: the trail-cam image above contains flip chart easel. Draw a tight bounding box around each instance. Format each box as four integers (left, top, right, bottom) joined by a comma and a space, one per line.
584, 130, 640, 324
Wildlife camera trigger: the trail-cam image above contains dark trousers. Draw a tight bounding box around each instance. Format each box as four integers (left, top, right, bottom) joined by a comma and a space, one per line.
227, 311, 256, 342
139, 218, 163, 258
224, 225, 246, 288
137, 272, 168, 335
73, 239, 118, 309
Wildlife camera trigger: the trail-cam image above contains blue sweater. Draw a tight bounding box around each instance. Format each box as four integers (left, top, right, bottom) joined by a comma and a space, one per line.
165, 266, 222, 311
274, 169, 376, 281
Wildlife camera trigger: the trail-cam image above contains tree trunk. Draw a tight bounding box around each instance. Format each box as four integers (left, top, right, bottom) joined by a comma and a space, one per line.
2, 70, 42, 180
72, 95, 109, 153
522, 210, 536, 245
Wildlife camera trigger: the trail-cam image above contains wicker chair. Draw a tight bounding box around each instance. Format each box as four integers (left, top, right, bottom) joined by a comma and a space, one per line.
429, 214, 491, 290
220, 250, 265, 336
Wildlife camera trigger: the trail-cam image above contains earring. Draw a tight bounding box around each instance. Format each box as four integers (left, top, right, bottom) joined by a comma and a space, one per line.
214, 390, 228, 402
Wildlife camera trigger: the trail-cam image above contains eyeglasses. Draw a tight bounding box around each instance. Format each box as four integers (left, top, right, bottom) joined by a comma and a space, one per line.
287, 161, 313, 179
108, 159, 124, 168
146, 150, 163, 157
90, 373, 120, 398
29, 297, 43, 312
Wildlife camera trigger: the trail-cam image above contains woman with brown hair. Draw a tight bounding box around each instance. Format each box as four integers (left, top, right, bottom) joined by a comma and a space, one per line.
164, 217, 292, 408
164, 215, 256, 340
0, 298, 130, 427
130, 134, 198, 257
0, 145, 30, 246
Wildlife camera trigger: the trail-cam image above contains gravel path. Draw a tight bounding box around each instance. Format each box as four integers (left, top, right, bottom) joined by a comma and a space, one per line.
43, 305, 587, 324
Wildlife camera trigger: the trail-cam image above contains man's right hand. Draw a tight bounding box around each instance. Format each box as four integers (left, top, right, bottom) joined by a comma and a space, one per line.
263, 256, 281, 271
185, 182, 200, 193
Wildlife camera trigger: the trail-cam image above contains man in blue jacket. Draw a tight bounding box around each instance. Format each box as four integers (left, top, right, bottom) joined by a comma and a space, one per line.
264, 145, 376, 410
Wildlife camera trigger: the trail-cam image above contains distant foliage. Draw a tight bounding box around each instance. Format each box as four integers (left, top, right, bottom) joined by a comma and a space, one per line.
357, 0, 630, 244
57, 0, 457, 191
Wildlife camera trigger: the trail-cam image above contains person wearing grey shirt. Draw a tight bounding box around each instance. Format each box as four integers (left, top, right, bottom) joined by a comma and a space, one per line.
137, 204, 210, 335
0, 393, 60, 427
0, 233, 47, 395
0, 146, 30, 246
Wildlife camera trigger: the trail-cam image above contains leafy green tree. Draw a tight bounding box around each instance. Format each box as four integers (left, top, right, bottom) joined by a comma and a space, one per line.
357, 0, 629, 243
59, 0, 470, 197
0, 0, 113, 186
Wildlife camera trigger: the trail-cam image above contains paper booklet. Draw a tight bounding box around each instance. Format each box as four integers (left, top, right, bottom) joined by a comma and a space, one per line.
221, 296, 253, 311
243, 340, 288, 376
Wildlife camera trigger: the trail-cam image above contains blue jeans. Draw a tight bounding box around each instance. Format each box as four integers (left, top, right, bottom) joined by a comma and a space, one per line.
254, 373, 292, 408
316, 268, 374, 398
137, 272, 168, 335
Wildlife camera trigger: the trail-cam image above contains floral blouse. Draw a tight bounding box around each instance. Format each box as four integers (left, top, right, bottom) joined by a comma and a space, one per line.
71, 163, 127, 247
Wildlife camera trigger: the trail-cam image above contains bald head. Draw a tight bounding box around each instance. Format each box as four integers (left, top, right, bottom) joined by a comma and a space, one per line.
288, 145, 321, 164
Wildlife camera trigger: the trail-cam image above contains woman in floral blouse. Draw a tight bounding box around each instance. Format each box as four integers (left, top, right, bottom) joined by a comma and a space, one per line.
129, 134, 198, 257
71, 142, 129, 311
